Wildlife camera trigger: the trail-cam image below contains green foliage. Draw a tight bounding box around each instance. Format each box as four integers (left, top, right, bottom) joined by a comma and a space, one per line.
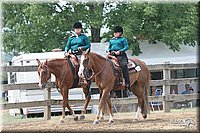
104, 2, 198, 55
3, 3, 71, 53
2, 2, 198, 55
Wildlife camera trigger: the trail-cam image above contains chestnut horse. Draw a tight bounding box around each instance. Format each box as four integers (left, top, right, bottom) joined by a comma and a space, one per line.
36, 58, 93, 124
78, 49, 150, 125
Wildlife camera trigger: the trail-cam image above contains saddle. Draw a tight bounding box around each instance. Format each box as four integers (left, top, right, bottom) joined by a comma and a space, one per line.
66, 54, 79, 88
66, 54, 92, 94
68, 54, 79, 66
108, 55, 141, 86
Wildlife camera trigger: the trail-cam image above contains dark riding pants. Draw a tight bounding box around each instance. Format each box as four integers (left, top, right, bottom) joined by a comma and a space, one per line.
116, 53, 130, 85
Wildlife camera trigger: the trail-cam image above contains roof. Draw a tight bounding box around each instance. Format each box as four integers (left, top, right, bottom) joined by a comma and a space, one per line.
11, 41, 198, 65
92, 41, 198, 65
130, 41, 198, 65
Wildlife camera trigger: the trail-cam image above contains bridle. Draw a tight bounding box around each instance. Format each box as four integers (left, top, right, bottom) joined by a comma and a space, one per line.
83, 55, 108, 80
39, 63, 58, 92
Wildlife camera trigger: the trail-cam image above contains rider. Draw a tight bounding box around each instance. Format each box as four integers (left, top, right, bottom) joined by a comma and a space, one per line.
107, 26, 131, 91
64, 22, 91, 96
65, 22, 91, 57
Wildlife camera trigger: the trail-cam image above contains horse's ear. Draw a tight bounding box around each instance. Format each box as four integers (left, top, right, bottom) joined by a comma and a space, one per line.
36, 59, 41, 66
44, 59, 48, 65
86, 48, 91, 54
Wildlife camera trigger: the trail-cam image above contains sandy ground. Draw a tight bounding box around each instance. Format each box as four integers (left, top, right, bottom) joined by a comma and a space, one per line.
1, 109, 199, 132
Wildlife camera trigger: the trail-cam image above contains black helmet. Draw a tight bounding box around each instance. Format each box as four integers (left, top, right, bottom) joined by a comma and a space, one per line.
73, 22, 82, 29
114, 26, 123, 33
185, 84, 190, 88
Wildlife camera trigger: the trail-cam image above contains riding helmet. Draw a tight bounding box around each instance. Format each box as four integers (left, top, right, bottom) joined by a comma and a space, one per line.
73, 22, 82, 29
114, 26, 123, 33
185, 84, 190, 88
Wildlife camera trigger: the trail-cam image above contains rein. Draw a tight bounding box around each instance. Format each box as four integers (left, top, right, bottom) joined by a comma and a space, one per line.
86, 56, 108, 80
43, 60, 67, 93
42, 65, 59, 93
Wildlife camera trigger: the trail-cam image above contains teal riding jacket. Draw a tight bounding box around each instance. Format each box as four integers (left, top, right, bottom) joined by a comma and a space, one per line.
108, 37, 129, 52
65, 33, 91, 52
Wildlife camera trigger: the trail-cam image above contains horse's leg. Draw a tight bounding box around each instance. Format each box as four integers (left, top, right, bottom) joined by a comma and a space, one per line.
131, 82, 142, 121
99, 92, 105, 120
59, 92, 66, 124
99, 108, 104, 120
106, 95, 114, 125
135, 99, 142, 121
93, 89, 110, 125
133, 83, 147, 121
65, 102, 78, 121
64, 90, 78, 121
80, 86, 91, 120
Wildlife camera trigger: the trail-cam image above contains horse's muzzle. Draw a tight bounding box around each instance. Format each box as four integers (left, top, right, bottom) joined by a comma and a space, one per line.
38, 83, 46, 89
41, 84, 46, 88
78, 72, 85, 79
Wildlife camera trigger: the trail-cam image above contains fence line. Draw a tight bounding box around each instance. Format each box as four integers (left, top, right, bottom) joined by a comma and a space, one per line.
1, 93, 198, 110
1, 77, 199, 91
0, 63, 198, 72
0, 63, 199, 120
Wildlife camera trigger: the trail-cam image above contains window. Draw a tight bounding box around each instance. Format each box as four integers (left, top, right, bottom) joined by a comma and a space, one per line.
171, 68, 198, 79
151, 72, 163, 80
91, 88, 99, 95
26, 61, 30, 63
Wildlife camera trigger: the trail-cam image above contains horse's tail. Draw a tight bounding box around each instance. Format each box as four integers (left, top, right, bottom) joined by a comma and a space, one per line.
144, 69, 151, 114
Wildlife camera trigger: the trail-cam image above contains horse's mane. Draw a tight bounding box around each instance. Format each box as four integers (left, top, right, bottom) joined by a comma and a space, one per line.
48, 58, 66, 62
90, 52, 106, 61
45, 58, 67, 67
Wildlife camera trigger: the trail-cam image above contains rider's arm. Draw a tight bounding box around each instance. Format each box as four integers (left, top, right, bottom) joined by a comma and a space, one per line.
65, 37, 72, 52
107, 40, 112, 52
81, 36, 91, 51
119, 38, 129, 52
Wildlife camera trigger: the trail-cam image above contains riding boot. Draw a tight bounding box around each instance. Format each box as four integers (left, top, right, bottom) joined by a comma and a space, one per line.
116, 53, 131, 96
121, 64, 131, 91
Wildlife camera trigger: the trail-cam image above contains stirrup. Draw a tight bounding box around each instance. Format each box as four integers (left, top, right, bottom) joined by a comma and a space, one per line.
126, 89, 132, 97
125, 83, 130, 91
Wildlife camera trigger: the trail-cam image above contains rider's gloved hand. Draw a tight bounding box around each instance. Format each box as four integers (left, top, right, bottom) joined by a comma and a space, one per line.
115, 51, 120, 55
64, 52, 69, 57
78, 47, 82, 51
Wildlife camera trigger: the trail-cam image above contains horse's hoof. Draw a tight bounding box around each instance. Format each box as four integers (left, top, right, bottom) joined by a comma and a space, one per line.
59, 119, 64, 124
108, 119, 114, 125
74, 116, 78, 121
93, 120, 100, 125
142, 114, 147, 119
100, 117, 104, 120
80, 115, 85, 120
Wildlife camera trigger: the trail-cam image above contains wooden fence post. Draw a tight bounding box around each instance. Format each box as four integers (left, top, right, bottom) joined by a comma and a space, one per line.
163, 62, 171, 112
44, 81, 51, 120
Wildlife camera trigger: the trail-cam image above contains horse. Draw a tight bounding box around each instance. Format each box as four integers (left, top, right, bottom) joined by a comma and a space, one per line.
36, 58, 93, 124
78, 49, 151, 125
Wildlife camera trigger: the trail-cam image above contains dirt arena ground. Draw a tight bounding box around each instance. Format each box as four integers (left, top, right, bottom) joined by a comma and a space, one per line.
1, 108, 199, 132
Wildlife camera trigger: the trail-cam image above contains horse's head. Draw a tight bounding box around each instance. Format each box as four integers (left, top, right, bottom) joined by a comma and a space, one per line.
78, 49, 94, 80
36, 59, 51, 89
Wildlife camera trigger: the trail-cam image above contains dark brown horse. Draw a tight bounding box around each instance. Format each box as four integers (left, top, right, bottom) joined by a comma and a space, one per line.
36, 58, 93, 124
78, 49, 150, 125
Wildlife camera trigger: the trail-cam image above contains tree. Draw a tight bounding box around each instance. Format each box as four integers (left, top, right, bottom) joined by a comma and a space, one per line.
3, 2, 198, 55
2, 2, 107, 53
70, 2, 105, 42
104, 2, 198, 55
3, 3, 73, 53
